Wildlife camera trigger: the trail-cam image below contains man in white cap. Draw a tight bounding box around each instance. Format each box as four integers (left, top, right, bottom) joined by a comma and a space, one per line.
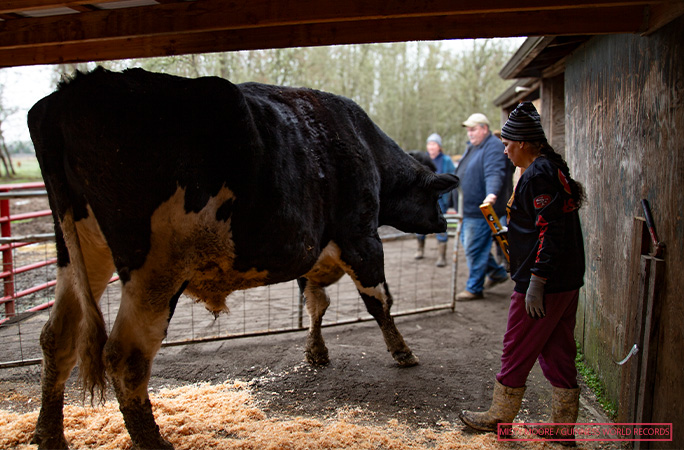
454, 113, 511, 300
414, 133, 455, 267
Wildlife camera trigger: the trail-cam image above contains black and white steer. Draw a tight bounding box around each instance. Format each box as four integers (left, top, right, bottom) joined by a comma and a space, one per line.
28, 67, 459, 449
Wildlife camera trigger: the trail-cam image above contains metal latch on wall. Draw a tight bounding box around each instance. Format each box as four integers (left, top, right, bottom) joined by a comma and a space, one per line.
615, 343, 639, 366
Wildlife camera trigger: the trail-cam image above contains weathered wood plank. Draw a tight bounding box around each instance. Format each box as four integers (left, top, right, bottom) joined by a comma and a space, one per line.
568, 16, 683, 443
635, 257, 664, 419
540, 74, 565, 156
618, 217, 648, 424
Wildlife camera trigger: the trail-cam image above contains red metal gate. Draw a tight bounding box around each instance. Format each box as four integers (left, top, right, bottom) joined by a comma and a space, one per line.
0, 182, 55, 325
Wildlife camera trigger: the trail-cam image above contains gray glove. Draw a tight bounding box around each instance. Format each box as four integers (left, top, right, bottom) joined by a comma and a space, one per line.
525, 275, 546, 319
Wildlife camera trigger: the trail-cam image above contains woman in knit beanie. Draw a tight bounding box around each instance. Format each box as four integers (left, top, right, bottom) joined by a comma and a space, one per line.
459, 102, 586, 445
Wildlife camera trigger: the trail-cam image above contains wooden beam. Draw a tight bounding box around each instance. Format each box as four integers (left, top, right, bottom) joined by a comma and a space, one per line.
0, 7, 648, 68
67, 5, 104, 13
641, 1, 684, 34
492, 78, 541, 109
0, 0, 115, 15
542, 54, 572, 78
0, 13, 24, 20
0, 0, 657, 50
0, 0, 666, 17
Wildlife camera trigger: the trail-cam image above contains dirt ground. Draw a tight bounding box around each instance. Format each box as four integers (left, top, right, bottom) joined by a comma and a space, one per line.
149, 284, 619, 434
0, 193, 625, 449
0, 281, 623, 449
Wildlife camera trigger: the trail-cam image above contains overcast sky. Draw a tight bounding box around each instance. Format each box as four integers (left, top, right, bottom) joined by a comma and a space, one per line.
0, 38, 525, 145
1, 65, 54, 143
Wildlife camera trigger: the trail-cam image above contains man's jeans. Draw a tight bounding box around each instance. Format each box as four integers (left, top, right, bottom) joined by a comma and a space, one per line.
460, 216, 507, 294
416, 231, 449, 243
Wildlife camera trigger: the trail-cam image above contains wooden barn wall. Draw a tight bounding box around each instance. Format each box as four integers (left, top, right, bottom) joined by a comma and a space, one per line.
565, 15, 683, 443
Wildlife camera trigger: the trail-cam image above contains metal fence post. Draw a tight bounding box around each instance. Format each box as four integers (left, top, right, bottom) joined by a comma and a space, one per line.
0, 191, 14, 318
449, 188, 464, 311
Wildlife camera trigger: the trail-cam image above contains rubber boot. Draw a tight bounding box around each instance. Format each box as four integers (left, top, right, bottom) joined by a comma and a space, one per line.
549, 386, 580, 446
435, 241, 447, 267
414, 238, 425, 260
459, 380, 525, 436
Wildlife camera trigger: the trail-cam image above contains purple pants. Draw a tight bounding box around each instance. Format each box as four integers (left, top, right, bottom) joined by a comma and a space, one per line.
496, 289, 579, 389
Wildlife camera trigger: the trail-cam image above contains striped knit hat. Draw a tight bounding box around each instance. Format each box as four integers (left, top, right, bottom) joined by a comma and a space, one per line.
500, 102, 547, 142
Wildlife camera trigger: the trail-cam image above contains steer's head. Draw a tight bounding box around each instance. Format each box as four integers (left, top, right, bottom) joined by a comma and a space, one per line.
379, 165, 459, 235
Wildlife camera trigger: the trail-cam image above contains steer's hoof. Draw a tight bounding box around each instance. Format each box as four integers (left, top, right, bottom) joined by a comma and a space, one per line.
393, 351, 419, 367
132, 436, 174, 450
305, 349, 330, 366
32, 432, 69, 450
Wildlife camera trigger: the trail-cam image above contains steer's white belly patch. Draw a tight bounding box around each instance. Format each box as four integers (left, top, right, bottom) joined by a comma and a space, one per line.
140, 186, 269, 314
310, 242, 390, 310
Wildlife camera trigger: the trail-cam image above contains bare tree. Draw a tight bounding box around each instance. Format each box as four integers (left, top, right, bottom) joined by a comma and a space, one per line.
0, 84, 17, 178
445, 39, 517, 153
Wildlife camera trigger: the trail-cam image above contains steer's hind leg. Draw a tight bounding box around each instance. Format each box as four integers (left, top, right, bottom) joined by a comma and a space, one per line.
339, 237, 419, 367
104, 278, 186, 450
34, 217, 115, 450
34, 268, 84, 450
300, 255, 345, 365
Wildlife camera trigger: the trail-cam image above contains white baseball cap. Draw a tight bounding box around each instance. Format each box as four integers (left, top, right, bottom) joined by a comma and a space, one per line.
462, 113, 490, 127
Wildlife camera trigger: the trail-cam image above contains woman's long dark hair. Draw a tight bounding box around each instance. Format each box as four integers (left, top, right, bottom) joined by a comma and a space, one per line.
529, 140, 586, 209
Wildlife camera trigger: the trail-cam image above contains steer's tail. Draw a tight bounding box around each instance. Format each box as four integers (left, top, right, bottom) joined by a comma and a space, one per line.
60, 214, 109, 404
29, 95, 108, 404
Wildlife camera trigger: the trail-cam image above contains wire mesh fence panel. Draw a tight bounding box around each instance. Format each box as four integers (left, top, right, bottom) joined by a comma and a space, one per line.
159, 237, 456, 345
0, 228, 462, 367
0, 241, 58, 365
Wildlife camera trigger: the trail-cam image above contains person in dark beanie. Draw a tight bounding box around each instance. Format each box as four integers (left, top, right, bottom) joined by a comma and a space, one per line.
459, 102, 586, 444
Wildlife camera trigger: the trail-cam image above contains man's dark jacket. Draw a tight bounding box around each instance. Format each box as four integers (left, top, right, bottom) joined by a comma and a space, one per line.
454, 132, 512, 218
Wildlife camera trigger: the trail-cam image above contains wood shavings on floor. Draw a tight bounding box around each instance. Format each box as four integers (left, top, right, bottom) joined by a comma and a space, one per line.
1, 381, 547, 449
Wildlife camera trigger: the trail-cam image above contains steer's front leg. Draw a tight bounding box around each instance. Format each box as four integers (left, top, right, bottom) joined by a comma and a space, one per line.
105, 340, 173, 450
340, 236, 419, 367
104, 283, 175, 450
358, 283, 419, 367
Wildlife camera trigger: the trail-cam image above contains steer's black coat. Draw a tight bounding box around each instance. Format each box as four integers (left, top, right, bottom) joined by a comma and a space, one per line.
28, 67, 458, 450
31, 67, 456, 284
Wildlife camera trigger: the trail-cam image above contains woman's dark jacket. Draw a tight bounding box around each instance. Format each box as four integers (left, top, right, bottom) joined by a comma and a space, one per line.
507, 156, 585, 294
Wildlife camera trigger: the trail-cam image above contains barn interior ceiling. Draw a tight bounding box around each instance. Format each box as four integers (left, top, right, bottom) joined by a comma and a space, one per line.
0, 0, 683, 68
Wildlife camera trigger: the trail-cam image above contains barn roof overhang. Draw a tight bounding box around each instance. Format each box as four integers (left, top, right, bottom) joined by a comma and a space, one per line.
493, 35, 593, 108
1, 0, 684, 69
493, 77, 541, 110
494, 1, 683, 108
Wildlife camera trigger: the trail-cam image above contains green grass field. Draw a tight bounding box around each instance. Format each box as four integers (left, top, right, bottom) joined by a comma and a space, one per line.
0, 156, 44, 185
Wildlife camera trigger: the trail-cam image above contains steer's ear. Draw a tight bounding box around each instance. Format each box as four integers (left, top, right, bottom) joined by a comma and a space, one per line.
431, 173, 460, 194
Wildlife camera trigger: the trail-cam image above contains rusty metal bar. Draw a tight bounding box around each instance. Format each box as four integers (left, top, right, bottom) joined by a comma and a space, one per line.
0, 209, 52, 224
0, 183, 52, 321
0, 280, 57, 305
0, 196, 14, 317
0, 257, 56, 279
